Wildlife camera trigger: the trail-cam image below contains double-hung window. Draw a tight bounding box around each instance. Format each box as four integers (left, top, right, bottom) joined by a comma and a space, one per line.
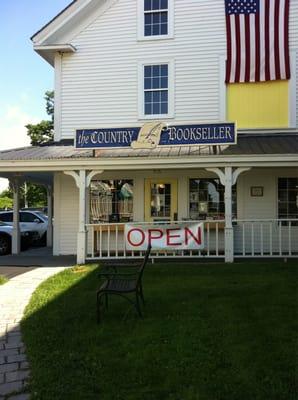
138, 0, 173, 40
139, 61, 174, 119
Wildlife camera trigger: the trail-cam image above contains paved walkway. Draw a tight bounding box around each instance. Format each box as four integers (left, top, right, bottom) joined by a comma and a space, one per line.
0, 266, 70, 399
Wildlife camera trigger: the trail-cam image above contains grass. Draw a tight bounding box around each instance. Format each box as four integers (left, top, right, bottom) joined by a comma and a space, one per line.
0, 275, 7, 285
22, 261, 298, 400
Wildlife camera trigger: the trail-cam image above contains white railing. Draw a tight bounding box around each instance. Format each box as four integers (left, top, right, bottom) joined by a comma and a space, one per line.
86, 219, 298, 260
86, 220, 225, 260
233, 219, 298, 257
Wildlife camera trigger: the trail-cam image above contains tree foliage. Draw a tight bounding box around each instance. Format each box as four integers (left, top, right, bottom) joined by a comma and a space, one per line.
26, 91, 54, 146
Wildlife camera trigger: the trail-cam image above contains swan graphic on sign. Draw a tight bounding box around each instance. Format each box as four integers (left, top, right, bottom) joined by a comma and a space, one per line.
131, 122, 166, 149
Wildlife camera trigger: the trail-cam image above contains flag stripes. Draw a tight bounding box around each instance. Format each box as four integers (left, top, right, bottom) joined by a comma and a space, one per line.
225, 0, 290, 83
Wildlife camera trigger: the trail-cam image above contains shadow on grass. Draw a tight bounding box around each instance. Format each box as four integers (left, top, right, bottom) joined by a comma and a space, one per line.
21, 261, 298, 400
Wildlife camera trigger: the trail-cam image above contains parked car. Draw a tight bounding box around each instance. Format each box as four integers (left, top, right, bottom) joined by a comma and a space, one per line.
0, 222, 35, 256
0, 210, 48, 244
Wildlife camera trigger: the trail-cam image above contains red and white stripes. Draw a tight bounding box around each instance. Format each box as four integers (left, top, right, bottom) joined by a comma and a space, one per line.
225, 0, 290, 83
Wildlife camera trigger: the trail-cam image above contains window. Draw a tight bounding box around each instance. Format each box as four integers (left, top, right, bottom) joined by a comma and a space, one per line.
189, 179, 237, 220
90, 180, 133, 223
0, 213, 13, 222
278, 178, 298, 223
144, 64, 168, 116
139, 61, 174, 119
138, 0, 173, 40
144, 0, 168, 37
20, 212, 41, 223
150, 183, 171, 219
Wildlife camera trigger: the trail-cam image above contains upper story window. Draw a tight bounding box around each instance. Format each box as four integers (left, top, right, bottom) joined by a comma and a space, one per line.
139, 60, 174, 119
144, 0, 168, 37
138, 0, 174, 40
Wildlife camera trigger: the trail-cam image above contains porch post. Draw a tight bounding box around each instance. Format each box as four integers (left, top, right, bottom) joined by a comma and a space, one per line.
206, 167, 251, 263
77, 170, 87, 265
64, 170, 103, 264
46, 185, 53, 247
11, 179, 21, 254
224, 167, 233, 263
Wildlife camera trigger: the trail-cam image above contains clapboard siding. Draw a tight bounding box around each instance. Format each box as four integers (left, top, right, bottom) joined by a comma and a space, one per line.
59, 0, 225, 138
57, 0, 298, 139
54, 174, 79, 255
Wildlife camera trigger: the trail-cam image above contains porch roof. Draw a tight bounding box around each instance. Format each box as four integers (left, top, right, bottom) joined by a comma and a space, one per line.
0, 133, 297, 161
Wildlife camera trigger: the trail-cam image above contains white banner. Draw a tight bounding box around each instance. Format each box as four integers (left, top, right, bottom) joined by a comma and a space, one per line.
125, 222, 204, 251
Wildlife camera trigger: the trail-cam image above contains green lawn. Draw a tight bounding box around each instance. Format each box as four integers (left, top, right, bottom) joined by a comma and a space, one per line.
22, 261, 298, 400
0, 275, 7, 285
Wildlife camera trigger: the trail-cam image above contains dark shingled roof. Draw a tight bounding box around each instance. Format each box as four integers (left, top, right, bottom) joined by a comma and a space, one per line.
0, 134, 297, 161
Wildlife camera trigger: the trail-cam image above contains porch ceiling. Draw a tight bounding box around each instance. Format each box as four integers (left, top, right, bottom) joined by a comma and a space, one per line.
0, 171, 53, 186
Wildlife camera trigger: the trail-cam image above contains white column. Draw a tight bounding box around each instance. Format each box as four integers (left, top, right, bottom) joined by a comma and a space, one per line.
206, 167, 251, 263
224, 167, 234, 263
77, 170, 87, 265
64, 170, 103, 264
11, 179, 21, 254
46, 185, 53, 247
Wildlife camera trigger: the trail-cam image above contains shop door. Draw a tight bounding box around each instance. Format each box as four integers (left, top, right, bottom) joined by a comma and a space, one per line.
144, 179, 178, 222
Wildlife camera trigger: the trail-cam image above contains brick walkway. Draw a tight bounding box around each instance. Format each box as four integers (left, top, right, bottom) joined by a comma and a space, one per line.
0, 267, 69, 399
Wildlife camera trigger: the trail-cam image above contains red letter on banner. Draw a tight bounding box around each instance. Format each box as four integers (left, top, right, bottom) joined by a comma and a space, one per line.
127, 228, 145, 247
166, 228, 182, 246
185, 227, 201, 246
148, 229, 163, 245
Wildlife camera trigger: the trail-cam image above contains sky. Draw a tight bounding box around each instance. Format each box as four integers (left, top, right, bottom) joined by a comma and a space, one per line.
0, 0, 71, 192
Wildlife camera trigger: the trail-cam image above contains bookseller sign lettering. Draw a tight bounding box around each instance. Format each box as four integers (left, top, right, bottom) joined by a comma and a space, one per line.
75, 122, 236, 149
124, 222, 204, 251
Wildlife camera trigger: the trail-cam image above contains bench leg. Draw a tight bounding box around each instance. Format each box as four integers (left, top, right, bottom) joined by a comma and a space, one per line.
135, 293, 143, 318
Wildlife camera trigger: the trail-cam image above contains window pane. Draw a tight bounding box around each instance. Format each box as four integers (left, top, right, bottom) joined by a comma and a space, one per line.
90, 180, 133, 223
161, 0, 168, 8
144, 0, 152, 11
160, 64, 168, 76
160, 102, 168, 114
145, 103, 152, 115
160, 23, 168, 35
0, 213, 13, 222
153, 65, 160, 77
153, 102, 160, 114
144, 77, 152, 90
144, 65, 152, 78
189, 179, 237, 219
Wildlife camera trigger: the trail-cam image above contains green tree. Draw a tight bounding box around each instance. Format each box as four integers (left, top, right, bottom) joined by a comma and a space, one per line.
26, 91, 54, 145
20, 91, 55, 207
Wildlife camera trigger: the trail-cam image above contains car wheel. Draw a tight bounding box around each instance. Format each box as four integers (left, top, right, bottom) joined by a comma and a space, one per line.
0, 234, 11, 256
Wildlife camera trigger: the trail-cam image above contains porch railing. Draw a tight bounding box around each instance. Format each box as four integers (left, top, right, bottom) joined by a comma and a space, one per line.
233, 219, 298, 257
86, 219, 298, 260
86, 220, 225, 260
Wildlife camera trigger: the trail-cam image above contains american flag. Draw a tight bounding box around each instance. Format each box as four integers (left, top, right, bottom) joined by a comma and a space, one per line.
225, 0, 290, 83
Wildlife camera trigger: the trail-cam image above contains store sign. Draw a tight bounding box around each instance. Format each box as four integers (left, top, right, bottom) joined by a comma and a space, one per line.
124, 222, 204, 251
75, 122, 236, 149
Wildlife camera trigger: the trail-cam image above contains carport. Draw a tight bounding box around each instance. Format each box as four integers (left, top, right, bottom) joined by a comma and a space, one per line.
0, 170, 53, 254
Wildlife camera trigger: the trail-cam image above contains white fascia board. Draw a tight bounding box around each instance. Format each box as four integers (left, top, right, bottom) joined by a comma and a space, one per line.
0, 155, 297, 173
32, 0, 93, 45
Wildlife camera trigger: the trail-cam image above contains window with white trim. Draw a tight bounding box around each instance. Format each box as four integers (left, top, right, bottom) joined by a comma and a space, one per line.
139, 60, 174, 119
144, 64, 168, 116
138, 0, 173, 40
278, 178, 298, 224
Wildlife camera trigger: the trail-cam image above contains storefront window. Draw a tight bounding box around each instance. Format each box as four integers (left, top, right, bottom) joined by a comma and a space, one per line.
90, 180, 133, 223
278, 178, 298, 223
189, 179, 237, 220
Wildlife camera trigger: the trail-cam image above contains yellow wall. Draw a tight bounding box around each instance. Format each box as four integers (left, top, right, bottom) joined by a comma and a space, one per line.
227, 81, 289, 129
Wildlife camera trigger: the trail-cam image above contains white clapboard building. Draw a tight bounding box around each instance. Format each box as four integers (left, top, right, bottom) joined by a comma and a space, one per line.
0, 0, 297, 263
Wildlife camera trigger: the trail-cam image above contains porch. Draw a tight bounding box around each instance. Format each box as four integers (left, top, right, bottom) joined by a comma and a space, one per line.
0, 134, 297, 264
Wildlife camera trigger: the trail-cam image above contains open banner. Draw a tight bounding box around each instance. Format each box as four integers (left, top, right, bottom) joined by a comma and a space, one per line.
125, 222, 204, 251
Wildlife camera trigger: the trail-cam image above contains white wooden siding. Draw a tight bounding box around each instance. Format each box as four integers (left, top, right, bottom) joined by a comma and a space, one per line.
56, 0, 298, 140
54, 173, 79, 255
